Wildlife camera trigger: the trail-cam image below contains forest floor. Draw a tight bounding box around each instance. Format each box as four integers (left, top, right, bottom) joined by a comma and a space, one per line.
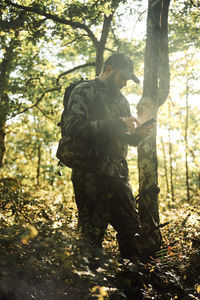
0, 179, 200, 300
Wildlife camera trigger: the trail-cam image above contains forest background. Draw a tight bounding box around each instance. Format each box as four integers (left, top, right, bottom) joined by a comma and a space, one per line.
0, 0, 200, 299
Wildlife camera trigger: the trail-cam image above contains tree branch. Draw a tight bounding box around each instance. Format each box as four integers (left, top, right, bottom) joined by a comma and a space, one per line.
95, 13, 114, 75
62, 34, 88, 47
104, 47, 116, 53
56, 62, 96, 86
22, 76, 44, 97
5, 0, 99, 47
99, 14, 113, 48
9, 62, 96, 119
36, 106, 54, 122
130, 9, 147, 42
14, 88, 57, 117
111, 26, 121, 51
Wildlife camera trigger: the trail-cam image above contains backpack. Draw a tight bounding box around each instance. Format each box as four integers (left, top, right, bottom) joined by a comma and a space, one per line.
56, 79, 94, 168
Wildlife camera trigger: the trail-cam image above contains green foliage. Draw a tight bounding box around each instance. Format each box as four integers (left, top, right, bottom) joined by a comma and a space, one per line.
169, 0, 200, 52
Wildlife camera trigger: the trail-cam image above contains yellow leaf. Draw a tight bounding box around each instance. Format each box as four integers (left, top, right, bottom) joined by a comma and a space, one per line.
195, 284, 200, 294
91, 286, 108, 299
143, 283, 147, 290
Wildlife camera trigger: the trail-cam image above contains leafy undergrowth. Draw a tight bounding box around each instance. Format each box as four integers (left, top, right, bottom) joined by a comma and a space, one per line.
0, 179, 200, 300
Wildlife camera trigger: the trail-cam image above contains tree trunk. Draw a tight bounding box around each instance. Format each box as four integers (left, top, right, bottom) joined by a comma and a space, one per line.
96, 47, 104, 77
36, 144, 41, 186
0, 122, 6, 168
96, 14, 114, 76
185, 73, 190, 201
161, 137, 170, 198
0, 36, 18, 168
168, 101, 175, 204
0, 96, 9, 168
136, 0, 171, 250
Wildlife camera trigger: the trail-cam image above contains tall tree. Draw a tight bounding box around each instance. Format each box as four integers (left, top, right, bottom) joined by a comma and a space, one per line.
0, 2, 53, 167
1, 0, 125, 168
136, 0, 171, 248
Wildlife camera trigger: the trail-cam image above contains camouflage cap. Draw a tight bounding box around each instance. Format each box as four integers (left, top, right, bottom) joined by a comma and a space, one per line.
104, 53, 140, 84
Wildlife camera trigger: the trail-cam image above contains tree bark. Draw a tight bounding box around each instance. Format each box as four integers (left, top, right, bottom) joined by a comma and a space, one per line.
161, 137, 170, 198
168, 101, 175, 204
185, 71, 190, 201
96, 14, 114, 76
0, 122, 6, 168
0, 37, 17, 168
36, 144, 41, 186
136, 0, 171, 249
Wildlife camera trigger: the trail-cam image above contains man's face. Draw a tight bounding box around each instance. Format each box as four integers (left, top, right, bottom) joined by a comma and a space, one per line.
106, 69, 128, 92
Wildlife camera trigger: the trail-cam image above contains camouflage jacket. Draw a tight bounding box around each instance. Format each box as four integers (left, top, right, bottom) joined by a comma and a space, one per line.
60, 78, 143, 178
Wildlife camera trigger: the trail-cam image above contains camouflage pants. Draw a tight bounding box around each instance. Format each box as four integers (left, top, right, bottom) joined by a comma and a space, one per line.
71, 169, 142, 260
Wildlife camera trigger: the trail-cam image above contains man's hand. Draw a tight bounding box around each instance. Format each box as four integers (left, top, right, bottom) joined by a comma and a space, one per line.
122, 116, 140, 134
135, 123, 154, 139
120, 119, 155, 146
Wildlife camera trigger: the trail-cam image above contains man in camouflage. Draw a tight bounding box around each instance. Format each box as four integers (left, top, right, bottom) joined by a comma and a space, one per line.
61, 53, 153, 262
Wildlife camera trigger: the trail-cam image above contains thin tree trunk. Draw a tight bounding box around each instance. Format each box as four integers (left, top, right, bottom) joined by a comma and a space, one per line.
0, 122, 6, 168
96, 14, 113, 76
161, 137, 170, 198
168, 101, 175, 203
36, 144, 41, 186
185, 75, 190, 201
